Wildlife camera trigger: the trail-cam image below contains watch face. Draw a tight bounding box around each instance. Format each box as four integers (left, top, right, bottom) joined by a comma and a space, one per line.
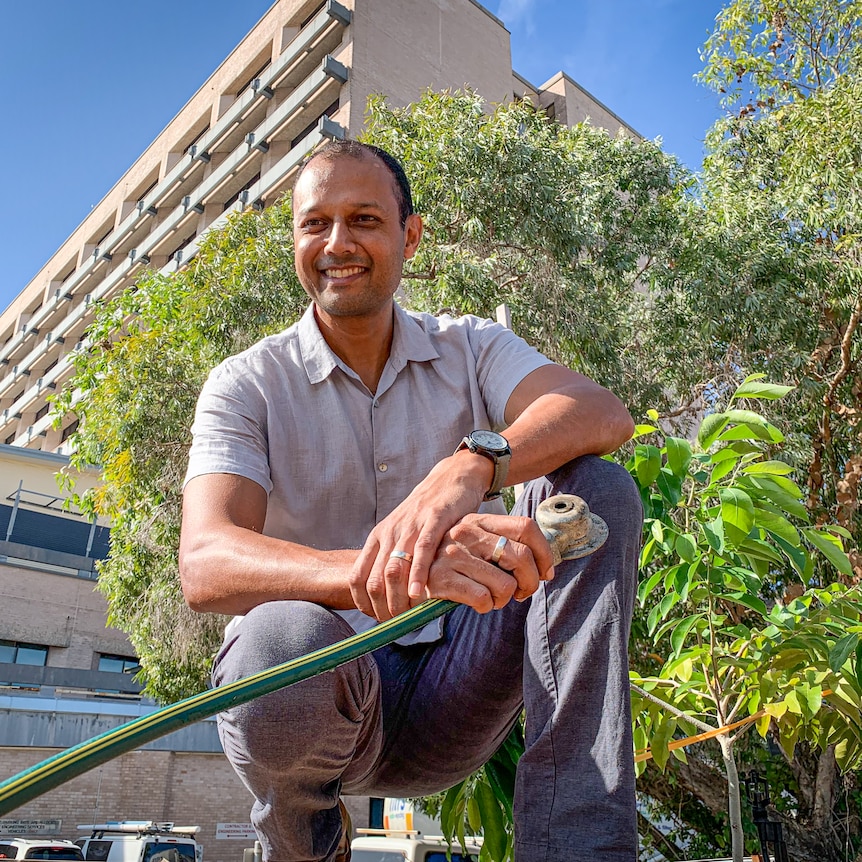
471, 429, 509, 453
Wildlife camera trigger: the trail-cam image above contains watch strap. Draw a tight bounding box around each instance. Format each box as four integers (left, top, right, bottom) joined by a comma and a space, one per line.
455, 433, 511, 500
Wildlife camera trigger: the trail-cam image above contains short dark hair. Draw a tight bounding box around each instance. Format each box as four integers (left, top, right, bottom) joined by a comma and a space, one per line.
294, 140, 414, 227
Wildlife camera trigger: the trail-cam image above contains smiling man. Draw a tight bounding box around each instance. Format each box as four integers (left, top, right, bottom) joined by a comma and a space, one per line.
179, 140, 642, 862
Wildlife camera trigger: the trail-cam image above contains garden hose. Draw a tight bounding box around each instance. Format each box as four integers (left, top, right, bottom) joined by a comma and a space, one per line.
0, 493, 605, 815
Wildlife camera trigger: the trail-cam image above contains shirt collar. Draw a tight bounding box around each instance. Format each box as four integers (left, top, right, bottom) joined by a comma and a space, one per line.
297, 302, 440, 385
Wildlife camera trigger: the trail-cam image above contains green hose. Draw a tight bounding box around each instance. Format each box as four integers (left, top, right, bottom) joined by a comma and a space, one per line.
0, 491, 600, 815
0, 598, 455, 815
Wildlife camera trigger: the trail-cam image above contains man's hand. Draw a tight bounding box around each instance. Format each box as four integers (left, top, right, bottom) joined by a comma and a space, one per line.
348, 450, 493, 619
349, 510, 555, 620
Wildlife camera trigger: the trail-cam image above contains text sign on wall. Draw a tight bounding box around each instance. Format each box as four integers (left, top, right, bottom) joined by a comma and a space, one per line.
215, 823, 257, 841
0, 819, 62, 835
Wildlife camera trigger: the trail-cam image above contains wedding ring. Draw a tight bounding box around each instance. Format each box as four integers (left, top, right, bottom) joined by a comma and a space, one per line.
490, 535, 508, 565
389, 549, 413, 563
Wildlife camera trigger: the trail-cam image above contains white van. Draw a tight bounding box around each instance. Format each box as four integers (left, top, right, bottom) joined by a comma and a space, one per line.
350, 830, 481, 862
75, 823, 202, 862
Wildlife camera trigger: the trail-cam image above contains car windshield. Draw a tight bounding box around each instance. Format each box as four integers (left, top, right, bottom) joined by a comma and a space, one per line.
142, 845, 195, 862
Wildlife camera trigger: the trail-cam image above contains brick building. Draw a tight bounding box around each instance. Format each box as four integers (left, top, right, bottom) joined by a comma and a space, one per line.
0, 0, 634, 855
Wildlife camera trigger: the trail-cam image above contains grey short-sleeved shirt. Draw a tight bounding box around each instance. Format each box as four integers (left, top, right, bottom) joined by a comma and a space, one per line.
185, 301, 552, 642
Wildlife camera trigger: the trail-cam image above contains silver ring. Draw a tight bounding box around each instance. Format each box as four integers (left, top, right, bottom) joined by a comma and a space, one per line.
490, 535, 508, 565
389, 549, 413, 563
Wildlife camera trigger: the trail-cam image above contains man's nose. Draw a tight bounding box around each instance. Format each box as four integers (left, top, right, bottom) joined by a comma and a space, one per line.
324, 220, 356, 254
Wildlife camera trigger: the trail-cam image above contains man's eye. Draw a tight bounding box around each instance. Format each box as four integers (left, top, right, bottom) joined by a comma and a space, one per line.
355, 214, 378, 223
302, 219, 326, 229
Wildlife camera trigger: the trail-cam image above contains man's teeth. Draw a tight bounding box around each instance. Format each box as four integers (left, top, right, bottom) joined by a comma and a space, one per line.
326, 267, 364, 278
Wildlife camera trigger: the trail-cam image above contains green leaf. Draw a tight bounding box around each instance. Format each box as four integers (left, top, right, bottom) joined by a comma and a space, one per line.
743, 460, 795, 476
475, 779, 507, 862
670, 613, 704, 657
638, 568, 665, 605
467, 796, 482, 833
753, 507, 801, 546
803, 527, 852, 576
665, 437, 693, 477
656, 469, 683, 505
719, 591, 768, 617
719, 488, 755, 545
675, 533, 698, 563
732, 380, 795, 400
784, 690, 802, 715
635, 444, 662, 486
651, 717, 675, 771
829, 634, 859, 673
703, 518, 725, 553
710, 456, 739, 483
698, 412, 729, 449
441, 781, 466, 845
738, 536, 784, 564
742, 476, 809, 520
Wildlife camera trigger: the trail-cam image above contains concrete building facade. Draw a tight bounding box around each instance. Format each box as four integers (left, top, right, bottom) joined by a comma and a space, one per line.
0, 0, 634, 854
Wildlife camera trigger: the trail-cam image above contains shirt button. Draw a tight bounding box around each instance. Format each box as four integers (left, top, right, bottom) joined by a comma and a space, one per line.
378, 463, 388, 472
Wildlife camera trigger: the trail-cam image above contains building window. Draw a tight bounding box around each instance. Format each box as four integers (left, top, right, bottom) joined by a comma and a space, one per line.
61, 419, 79, 442
4, 433, 14, 445
98, 653, 141, 674
0, 640, 49, 666
35, 403, 50, 421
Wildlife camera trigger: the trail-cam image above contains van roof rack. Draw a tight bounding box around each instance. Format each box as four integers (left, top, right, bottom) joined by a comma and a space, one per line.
76, 822, 200, 837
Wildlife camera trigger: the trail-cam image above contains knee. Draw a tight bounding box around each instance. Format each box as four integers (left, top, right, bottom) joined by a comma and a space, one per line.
213, 603, 369, 765
214, 601, 354, 686
549, 456, 642, 530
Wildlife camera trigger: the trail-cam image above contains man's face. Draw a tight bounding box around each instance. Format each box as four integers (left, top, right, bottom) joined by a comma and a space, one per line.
292, 153, 422, 321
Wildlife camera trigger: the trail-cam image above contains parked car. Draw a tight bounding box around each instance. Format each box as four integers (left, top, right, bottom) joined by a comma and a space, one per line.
0, 839, 84, 861
75, 822, 202, 862
350, 830, 481, 862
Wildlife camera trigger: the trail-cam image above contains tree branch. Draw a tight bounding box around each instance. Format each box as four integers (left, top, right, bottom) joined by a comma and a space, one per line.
630, 683, 716, 734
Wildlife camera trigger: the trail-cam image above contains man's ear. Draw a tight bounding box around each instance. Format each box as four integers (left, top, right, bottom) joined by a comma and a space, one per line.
403, 213, 423, 260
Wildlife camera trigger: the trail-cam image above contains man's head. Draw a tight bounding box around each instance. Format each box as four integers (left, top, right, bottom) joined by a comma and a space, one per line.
291, 140, 423, 322
295, 140, 415, 228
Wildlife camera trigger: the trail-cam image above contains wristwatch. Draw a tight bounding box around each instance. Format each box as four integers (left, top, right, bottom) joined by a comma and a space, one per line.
455, 430, 512, 500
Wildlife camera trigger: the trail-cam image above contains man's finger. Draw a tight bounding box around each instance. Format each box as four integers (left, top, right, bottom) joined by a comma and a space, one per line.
407, 524, 447, 599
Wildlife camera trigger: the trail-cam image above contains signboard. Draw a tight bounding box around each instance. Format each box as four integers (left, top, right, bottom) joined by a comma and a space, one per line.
0, 819, 62, 835
383, 798, 414, 833
215, 824, 257, 841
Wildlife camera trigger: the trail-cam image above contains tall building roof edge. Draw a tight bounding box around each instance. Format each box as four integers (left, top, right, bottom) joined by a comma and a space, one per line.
540, 70, 642, 139
465, 0, 508, 30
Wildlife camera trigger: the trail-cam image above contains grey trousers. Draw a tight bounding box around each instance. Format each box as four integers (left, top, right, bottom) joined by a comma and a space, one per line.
213, 456, 642, 861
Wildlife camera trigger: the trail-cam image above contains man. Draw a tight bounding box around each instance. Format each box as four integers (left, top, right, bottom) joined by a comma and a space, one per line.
180, 140, 642, 861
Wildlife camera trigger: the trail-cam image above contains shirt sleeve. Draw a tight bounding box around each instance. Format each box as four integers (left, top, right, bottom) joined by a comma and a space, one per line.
467, 316, 554, 429
183, 359, 274, 494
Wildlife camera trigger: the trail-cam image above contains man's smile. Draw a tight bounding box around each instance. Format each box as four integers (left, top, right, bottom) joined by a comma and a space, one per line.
322, 266, 367, 279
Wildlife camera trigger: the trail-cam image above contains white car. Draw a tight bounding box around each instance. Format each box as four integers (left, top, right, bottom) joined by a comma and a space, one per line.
350, 831, 481, 862
0, 839, 84, 861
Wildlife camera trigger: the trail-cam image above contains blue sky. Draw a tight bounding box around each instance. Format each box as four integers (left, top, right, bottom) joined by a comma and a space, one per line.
0, 1, 725, 311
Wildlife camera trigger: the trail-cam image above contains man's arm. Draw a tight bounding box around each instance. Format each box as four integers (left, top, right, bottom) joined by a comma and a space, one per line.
501, 363, 635, 484
179, 473, 359, 615
179, 473, 550, 617
350, 363, 634, 615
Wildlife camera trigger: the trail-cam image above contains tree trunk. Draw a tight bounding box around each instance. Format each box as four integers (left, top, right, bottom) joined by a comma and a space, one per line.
717, 735, 745, 862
